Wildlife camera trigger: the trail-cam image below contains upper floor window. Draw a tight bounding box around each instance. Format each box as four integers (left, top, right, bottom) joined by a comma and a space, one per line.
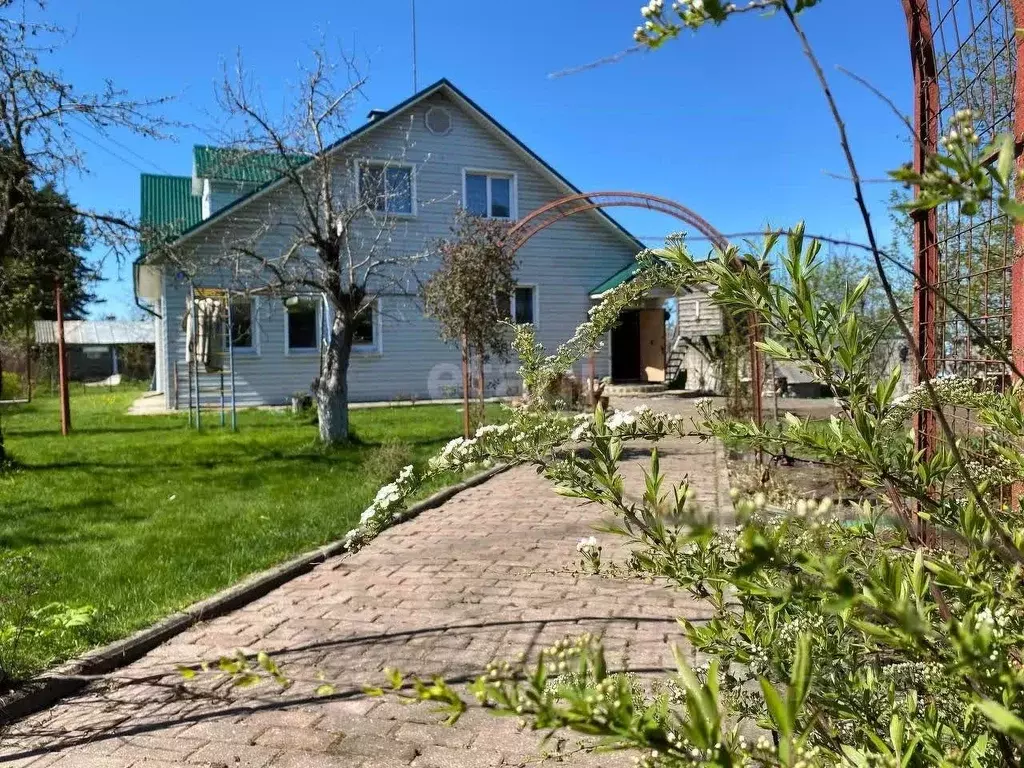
464, 171, 515, 219
359, 162, 414, 215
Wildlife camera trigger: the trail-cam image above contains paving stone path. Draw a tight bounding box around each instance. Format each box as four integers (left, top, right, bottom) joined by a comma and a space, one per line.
2, 398, 727, 768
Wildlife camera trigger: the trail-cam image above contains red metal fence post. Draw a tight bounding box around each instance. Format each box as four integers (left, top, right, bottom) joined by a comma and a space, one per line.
1011, 0, 1024, 382
55, 282, 71, 436
905, 0, 1019, 514
903, 0, 939, 467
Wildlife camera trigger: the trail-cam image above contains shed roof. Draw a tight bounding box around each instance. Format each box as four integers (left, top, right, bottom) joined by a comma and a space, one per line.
34, 320, 155, 346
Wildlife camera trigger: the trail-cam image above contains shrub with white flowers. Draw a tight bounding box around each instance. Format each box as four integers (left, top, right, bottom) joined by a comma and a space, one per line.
203, 3, 1024, 765
210, 224, 1024, 765
346, 226, 1024, 767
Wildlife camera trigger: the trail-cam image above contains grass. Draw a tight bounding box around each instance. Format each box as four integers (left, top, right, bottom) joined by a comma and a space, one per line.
0, 384, 498, 679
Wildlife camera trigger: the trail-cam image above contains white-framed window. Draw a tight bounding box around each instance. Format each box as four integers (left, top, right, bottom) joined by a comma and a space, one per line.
229, 296, 258, 354
357, 161, 415, 215
510, 285, 537, 326
284, 296, 321, 354
463, 170, 516, 219
352, 299, 382, 354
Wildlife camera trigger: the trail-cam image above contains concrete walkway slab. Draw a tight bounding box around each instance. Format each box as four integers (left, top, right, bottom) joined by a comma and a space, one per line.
2, 401, 726, 767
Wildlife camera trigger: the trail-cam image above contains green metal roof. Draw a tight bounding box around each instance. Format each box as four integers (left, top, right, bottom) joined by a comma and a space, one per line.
193, 145, 305, 184
590, 262, 642, 297
139, 174, 202, 253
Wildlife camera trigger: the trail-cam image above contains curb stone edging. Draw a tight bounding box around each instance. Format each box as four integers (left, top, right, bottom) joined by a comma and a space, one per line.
0, 462, 511, 726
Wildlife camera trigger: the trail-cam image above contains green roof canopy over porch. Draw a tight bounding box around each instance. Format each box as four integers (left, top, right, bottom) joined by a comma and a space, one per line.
589, 261, 679, 301
589, 262, 642, 298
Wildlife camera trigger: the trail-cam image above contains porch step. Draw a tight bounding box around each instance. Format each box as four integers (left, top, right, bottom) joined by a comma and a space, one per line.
606, 383, 668, 396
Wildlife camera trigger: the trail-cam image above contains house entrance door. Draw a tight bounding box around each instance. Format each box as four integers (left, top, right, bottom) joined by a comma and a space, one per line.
611, 310, 642, 382
639, 308, 666, 383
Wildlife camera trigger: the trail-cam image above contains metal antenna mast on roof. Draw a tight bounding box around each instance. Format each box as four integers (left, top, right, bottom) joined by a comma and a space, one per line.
411, 0, 418, 93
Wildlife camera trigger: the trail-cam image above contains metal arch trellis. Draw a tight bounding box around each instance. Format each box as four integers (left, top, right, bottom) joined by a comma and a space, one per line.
505, 192, 731, 253
505, 191, 763, 427
904, 0, 1023, 502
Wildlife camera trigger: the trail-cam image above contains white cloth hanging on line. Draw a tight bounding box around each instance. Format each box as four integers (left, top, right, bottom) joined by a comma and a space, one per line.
183, 296, 225, 372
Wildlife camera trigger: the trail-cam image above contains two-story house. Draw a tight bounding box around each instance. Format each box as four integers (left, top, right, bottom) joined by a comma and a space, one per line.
134, 79, 667, 409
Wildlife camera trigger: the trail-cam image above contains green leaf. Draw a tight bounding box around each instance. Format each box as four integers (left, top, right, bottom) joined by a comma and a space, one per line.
997, 133, 1015, 186
842, 745, 870, 768
760, 678, 792, 736
1000, 197, 1024, 221
386, 667, 405, 690
789, 633, 812, 719
976, 699, 1024, 742
314, 683, 336, 697
177, 665, 196, 679
890, 715, 905, 757
673, 645, 718, 738
257, 651, 279, 675
232, 672, 261, 688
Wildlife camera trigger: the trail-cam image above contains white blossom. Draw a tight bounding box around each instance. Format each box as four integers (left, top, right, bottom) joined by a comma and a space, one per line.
606, 410, 637, 431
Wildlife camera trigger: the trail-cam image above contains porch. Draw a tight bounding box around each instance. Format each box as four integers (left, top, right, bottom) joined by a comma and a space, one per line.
589, 261, 725, 388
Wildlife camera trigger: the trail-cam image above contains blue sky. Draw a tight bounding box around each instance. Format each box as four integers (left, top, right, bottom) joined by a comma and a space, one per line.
42, 1, 911, 318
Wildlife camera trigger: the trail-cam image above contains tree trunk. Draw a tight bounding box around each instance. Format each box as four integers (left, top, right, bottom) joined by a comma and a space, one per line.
0, 351, 5, 463
476, 344, 486, 430
461, 332, 470, 439
316, 313, 354, 444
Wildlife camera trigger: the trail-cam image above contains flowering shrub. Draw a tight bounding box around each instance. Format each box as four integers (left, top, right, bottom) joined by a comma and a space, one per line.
202, 3, 1024, 765
352, 228, 1024, 767
209, 227, 1024, 764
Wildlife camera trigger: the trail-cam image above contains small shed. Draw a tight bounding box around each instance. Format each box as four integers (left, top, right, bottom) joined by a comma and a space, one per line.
34, 320, 156, 382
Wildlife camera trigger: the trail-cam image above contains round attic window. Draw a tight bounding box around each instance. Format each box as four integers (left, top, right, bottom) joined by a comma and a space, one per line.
425, 106, 452, 136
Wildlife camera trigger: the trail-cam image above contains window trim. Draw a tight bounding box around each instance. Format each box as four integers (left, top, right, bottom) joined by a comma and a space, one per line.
283, 295, 322, 356
352, 298, 383, 356
510, 284, 538, 329
228, 295, 260, 356
461, 168, 518, 220
355, 159, 417, 217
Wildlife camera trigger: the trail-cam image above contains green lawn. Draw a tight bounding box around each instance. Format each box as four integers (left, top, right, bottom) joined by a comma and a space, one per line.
0, 385, 491, 679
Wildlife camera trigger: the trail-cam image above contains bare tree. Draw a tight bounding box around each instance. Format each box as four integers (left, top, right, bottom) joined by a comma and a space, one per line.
166, 44, 425, 444
0, 1, 171, 458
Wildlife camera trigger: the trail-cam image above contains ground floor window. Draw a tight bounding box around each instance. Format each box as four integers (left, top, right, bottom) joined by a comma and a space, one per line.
229, 296, 255, 351
285, 297, 320, 352
511, 286, 536, 326
352, 300, 379, 352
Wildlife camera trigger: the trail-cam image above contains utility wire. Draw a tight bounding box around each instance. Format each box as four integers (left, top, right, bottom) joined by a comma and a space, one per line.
67, 122, 172, 175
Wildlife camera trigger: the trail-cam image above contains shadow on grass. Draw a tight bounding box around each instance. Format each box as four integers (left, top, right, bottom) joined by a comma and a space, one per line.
14, 449, 374, 473
7, 424, 184, 438
0, 498, 130, 549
